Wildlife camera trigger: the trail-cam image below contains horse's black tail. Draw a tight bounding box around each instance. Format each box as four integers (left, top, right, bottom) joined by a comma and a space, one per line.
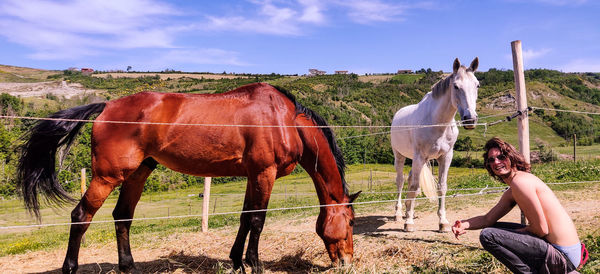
17, 103, 106, 220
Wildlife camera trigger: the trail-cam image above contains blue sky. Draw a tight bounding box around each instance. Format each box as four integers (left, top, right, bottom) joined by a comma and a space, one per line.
0, 0, 598, 74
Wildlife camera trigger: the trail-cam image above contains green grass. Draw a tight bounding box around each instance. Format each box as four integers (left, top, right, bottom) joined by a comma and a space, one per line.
2, 161, 599, 258
390, 74, 423, 84
457, 113, 567, 149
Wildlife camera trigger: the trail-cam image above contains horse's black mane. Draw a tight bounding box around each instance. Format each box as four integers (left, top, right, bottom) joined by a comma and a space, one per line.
273, 85, 348, 195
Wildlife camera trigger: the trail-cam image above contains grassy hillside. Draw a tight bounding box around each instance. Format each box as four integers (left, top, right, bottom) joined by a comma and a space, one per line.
0, 64, 61, 83
0, 67, 599, 197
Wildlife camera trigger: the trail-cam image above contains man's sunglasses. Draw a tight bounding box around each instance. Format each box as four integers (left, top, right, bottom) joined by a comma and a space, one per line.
487, 154, 507, 163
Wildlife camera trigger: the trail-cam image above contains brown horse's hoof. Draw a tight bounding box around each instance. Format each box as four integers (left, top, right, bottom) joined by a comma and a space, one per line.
439, 223, 451, 233
404, 223, 415, 232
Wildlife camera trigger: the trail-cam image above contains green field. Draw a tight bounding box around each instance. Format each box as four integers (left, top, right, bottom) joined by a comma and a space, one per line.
1, 160, 598, 273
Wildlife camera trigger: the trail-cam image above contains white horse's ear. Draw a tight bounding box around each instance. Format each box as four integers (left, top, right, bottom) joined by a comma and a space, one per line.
453, 58, 460, 73
469, 57, 479, 72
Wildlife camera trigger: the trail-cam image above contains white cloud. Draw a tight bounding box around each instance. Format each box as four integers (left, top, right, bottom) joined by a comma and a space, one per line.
522, 48, 551, 62
0, 0, 180, 60
562, 59, 600, 72
298, 0, 326, 23
204, 0, 315, 35
334, 0, 408, 24
203, 0, 423, 35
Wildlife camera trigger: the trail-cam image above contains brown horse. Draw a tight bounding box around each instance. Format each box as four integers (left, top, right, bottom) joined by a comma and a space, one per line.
17, 83, 360, 273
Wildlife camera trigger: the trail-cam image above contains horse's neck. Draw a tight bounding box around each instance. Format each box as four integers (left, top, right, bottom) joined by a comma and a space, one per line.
427, 89, 457, 124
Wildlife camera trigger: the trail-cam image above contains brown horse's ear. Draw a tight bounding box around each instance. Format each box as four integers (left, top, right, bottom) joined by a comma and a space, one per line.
469, 57, 479, 72
453, 58, 461, 73
349, 191, 361, 203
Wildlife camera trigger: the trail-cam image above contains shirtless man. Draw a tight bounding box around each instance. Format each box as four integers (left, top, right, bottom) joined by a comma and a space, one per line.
452, 137, 582, 273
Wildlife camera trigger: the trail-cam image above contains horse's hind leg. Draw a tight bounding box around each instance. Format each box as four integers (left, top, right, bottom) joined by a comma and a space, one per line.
62, 176, 118, 273
112, 159, 157, 272
393, 151, 406, 222
404, 156, 425, 232
230, 166, 276, 273
436, 153, 452, 232
230, 207, 250, 272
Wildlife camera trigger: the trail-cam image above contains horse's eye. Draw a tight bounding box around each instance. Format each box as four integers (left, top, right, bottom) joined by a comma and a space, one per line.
477, 84, 480, 88
349, 220, 355, 226
453, 84, 459, 89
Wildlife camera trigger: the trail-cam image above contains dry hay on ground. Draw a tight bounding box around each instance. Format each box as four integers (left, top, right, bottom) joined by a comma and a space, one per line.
1, 185, 598, 273
357, 75, 394, 83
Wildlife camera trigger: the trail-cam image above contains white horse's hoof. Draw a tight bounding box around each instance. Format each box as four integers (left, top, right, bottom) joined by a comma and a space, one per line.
439, 223, 451, 232
404, 223, 415, 232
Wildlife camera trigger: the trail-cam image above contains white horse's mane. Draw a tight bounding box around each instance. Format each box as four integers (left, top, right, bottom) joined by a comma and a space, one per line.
431, 74, 452, 99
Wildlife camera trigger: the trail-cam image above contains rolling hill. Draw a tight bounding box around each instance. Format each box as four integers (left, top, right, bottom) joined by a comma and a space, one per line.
1, 65, 599, 195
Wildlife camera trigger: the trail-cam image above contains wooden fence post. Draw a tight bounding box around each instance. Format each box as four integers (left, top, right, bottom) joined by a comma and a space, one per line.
81, 168, 86, 197
573, 134, 577, 162
201, 177, 211, 233
511, 40, 530, 226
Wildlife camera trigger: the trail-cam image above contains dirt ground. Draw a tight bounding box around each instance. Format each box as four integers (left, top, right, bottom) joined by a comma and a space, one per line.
0, 81, 99, 99
1, 186, 598, 273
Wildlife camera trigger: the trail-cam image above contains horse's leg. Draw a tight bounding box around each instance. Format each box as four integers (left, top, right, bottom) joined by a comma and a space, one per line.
245, 167, 276, 272
437, 152, 452, 232
230, 198, 251, 272
393, 151, 406, 222
404, 156, 425, 232
230, 166, 276, 273
62, 176, 118, 273
112, 160, 156, 272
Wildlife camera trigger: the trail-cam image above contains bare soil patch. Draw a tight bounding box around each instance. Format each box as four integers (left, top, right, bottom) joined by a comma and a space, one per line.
0, 81, 101, 99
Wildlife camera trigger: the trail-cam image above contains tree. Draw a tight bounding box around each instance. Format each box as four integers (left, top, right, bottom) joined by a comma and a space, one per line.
126, 66, 132, 72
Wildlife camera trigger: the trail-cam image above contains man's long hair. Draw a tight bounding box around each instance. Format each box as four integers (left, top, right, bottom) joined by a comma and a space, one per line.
483, 137, 531, 181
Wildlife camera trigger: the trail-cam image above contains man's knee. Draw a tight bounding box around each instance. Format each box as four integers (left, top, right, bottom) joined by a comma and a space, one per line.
479, 227, 497, 248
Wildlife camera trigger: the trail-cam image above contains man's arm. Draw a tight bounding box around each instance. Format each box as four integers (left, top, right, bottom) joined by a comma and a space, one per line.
510, 174, 549, 238
452, 189, 516, 238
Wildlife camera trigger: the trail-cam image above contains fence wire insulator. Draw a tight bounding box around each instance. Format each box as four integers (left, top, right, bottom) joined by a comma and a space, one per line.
506, 110, 522, 121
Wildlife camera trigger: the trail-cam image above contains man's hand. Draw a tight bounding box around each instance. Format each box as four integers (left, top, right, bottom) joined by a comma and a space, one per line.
452, 220, 467, 239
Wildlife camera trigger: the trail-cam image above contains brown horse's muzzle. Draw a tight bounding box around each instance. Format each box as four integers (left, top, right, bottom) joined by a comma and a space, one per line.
340, 253, 353, 265
330, 251, 353, 266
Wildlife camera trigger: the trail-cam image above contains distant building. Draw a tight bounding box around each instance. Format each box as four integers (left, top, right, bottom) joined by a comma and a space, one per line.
397, 69, 412, 74
334, 70, 348, 74
308, 69, 326, 76
81, 68, 94, 76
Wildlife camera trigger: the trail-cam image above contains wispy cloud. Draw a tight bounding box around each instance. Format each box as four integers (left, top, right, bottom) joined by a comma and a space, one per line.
204, 0, 326, 36
203, 0, 425, 35
522, 48, 552, 62
334, 0, 408, 24
0, 0, 180, 60
562, 59, 600, 72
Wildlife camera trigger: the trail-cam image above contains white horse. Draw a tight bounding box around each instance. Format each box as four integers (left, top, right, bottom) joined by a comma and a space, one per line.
390, 57, 479, 232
